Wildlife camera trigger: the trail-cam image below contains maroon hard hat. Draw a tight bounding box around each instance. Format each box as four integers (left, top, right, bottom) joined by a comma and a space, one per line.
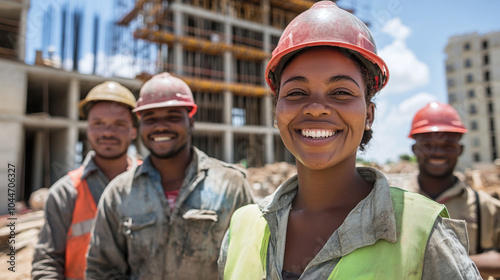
133, 72, 198, 117
265, 1, 389, 94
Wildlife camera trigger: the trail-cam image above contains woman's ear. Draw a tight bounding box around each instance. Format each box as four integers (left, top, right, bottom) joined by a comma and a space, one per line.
365, 102, 375, 129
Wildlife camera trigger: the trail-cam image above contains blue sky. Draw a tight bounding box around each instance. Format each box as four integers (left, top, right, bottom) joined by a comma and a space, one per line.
341, 0, 500, 163
26, 0, 500, 164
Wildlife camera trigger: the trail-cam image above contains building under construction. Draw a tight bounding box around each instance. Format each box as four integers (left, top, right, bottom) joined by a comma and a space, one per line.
114, 0, 332, 166
0, 0, 362, 214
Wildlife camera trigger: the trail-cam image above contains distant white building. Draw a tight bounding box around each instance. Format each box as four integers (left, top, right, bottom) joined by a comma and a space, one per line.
445, 31, 500, 171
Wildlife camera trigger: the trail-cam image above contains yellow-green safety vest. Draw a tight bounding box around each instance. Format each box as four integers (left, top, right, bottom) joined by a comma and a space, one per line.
224, 187, 448, 280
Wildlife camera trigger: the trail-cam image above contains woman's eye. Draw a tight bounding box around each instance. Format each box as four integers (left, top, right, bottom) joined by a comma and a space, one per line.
332, 90, 352, 96
285, 90, 306, 98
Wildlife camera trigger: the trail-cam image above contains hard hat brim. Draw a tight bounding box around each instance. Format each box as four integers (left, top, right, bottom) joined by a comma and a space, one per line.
265, 41, 389, 93
133, 100, 198, 118
409, 126, 468, 139
78, 98, 136, 119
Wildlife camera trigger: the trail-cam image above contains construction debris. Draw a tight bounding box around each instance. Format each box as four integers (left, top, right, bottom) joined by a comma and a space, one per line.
247, 162, 297, 199
0, 206, 43, 279
0, 209, 44, 251
28, 188, 49, 211
247, 161, 500, 200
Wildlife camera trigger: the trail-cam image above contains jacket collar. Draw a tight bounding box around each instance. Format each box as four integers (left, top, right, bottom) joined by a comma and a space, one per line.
259, 167, 398, 258
134, 147, 211, 180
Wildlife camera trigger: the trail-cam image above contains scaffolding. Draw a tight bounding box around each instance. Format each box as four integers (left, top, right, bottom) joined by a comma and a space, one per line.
0, 0, 26, 61
114, 0, 339, 166
0, 17, 18, 59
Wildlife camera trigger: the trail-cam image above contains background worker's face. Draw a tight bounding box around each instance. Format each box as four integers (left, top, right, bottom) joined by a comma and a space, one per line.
139, 106, 193, 159
412, 132, 463, 179
87, 101, 137, 160
275, 48, 373, 170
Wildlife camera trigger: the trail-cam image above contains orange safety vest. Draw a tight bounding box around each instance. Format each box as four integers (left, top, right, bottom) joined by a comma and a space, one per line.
65, 166, 97, 280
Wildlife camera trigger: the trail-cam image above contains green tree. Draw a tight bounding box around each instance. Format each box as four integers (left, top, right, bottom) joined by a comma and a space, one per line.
399, 154, 416, 162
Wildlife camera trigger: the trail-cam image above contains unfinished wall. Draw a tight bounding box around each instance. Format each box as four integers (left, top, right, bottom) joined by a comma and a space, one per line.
0, 60, 27, 214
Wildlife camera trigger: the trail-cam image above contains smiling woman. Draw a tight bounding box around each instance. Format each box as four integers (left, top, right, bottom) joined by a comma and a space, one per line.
218, 1, 482, 280
276, 48, 371, 170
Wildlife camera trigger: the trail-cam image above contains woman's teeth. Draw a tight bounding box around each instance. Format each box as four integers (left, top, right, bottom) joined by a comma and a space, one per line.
301, 129, 335, 139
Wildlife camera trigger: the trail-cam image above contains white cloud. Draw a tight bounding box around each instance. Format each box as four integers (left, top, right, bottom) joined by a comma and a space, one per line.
104, 54, 143, 78
398, 93, 436, 116
361, 92, 437, 163
361, 19, 437, 163
378, 18, 429, 95
64, 52, 157, 78
382, 18, 410, 40
77, 53, 96, 74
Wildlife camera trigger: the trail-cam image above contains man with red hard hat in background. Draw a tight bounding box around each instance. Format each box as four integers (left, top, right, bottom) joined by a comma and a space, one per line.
407, 101, 500, 279
32, 81, 140, 280
85, 72, 253, 279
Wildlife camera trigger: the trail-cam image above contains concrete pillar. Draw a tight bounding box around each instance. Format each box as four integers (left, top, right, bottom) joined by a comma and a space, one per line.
263, 93, 273, 127
262, 2, 274, 165
223, 22, 233, 82
66, 79, 79, 170
0, 123, 24, 214
222, 20, 234, 163
173, 9, 183, 75
223, 90, 233, 125
67, 126, 78, 170
224, 130, 234, 164
262, 0, 272, 86
265, 132, 274, 164
50, 80, 79, 182
0, 62, 26, 214
263, 94, 274, 163
173, 44, 183, 75
0, 62, 27, 114
223, 90, 233, 163
223, 39, 233, 128
261, 0, 270, 26
68, 79, 79, 120
31, 131, 45, 191
17, 0, 30, 61
50, 128, 76, 183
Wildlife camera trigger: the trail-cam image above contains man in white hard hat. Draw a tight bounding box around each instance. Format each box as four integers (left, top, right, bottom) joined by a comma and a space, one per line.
32, 81, 140, 280
86, 73, 254, 279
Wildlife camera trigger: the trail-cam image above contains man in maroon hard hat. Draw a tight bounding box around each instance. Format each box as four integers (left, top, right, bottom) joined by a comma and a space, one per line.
406, 101, 500, 279
85, 73, 253, 279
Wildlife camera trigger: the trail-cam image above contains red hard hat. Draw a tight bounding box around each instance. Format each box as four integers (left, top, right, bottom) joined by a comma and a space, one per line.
409, 102, 468, 139
133, 72, 198, 117
265, 1, 389, 94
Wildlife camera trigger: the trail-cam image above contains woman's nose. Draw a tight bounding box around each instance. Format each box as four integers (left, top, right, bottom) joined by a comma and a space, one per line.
302, 96, 332, 117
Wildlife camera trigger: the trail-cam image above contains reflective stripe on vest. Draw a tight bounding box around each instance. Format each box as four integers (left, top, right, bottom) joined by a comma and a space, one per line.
65, 166, 98, 280
69, 218, 96, 238
224, 187, 449, 280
